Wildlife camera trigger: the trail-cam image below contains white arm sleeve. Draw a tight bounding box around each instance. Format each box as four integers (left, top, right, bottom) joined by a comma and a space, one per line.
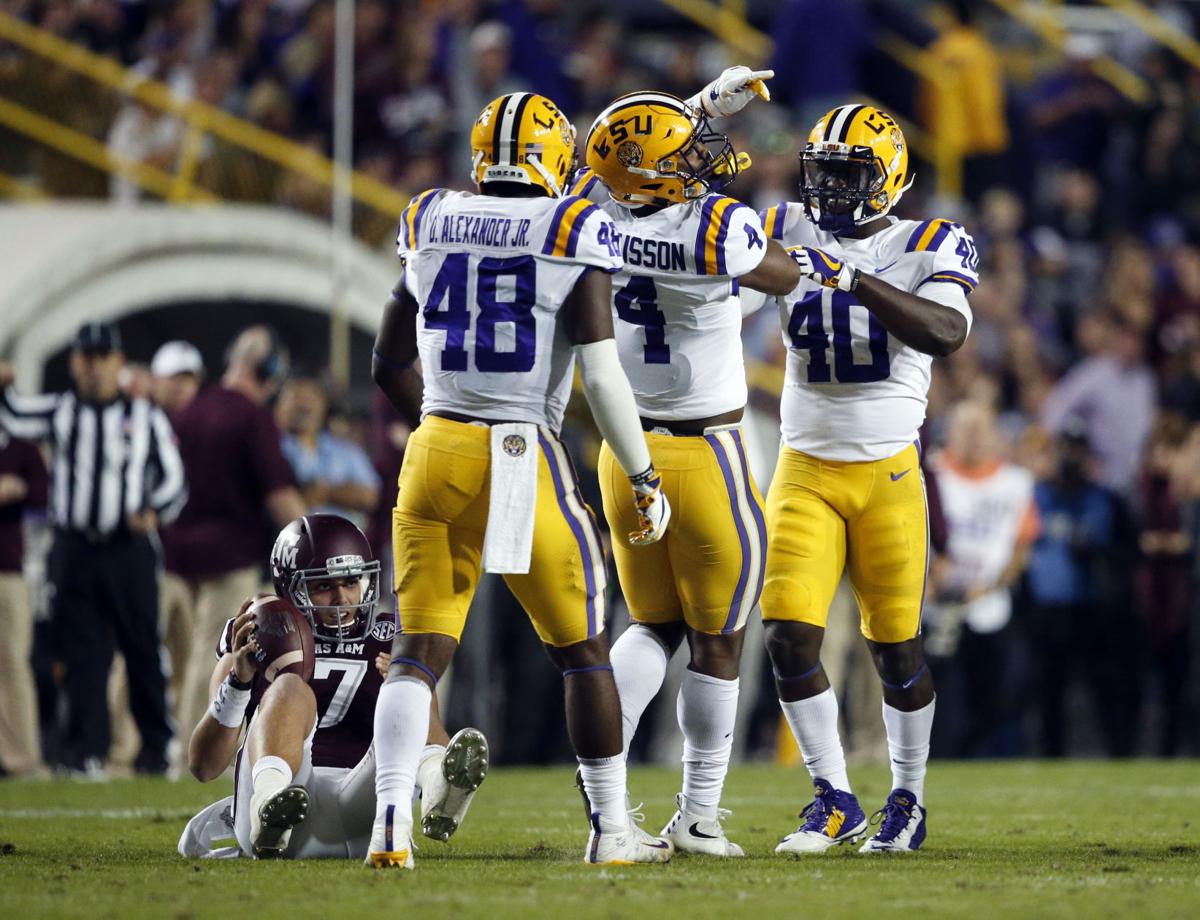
575, 339, 652, 478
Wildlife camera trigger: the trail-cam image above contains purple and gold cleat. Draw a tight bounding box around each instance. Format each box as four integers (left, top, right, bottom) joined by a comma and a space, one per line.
859, 789, 926, 853
775, 778, 867, 855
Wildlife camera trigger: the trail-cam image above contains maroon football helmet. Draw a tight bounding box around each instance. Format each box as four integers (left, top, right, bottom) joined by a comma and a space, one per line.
270, 514, 381, 641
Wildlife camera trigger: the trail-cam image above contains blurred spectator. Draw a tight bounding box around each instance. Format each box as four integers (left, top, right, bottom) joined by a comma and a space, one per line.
1024, 422, 1116, 756
106, 92, 185, 205
150, 340, 205, 417
917, 0, 1009, 202
0, 429, 49, 777
277, 370, 379, 530
162, 326, 305, 757
1027, 33, 1121, 177
367, 390, 411, 603
0, 323, 184, 777
1136, 414, 1194, 755
925, 402, 1037, 757
148, 338, 204, 747
1042, 310, 1157, 495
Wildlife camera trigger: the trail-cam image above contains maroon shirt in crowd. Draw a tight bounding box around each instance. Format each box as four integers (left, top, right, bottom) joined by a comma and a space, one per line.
161, 385, 295, 578
367, 390, 407, 555
0, 432, 49, 572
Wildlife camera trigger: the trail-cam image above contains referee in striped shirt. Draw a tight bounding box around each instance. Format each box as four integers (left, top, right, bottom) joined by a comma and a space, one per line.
0, 322, 186, 775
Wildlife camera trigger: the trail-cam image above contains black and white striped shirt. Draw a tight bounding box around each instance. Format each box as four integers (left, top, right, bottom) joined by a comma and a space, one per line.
0, 388, 187, 537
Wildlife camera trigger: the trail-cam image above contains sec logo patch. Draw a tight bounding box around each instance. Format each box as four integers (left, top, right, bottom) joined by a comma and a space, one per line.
371, 620, 397, 642
502, 434, 527, 457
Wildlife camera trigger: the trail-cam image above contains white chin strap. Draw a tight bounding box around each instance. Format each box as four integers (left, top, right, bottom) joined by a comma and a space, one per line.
528, 154, 563, 197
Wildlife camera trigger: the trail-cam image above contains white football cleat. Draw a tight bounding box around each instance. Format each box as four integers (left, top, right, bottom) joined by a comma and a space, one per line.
584, 812, 673, 865
662, 794, 745, 857
366, 803, 415, 869
249, 784, 309, 859
419, 728, 489, 842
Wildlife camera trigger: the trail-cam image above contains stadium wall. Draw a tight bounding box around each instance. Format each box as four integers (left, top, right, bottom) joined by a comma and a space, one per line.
0, 204, 395, 388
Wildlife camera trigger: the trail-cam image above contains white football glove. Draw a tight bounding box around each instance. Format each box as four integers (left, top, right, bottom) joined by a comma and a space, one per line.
628, 467, 671, 546
692, 66, 774, 118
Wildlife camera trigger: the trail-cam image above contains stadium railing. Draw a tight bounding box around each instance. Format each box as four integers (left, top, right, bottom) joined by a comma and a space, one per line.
0, 11, 408, 244
982, 0, 1151, 104
1096, 0, 1200, 71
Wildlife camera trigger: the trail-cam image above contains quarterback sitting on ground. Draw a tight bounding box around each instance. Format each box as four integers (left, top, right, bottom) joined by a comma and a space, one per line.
570, 68, 803, 856
743, 104, 977, 854
179, 513, 488, 859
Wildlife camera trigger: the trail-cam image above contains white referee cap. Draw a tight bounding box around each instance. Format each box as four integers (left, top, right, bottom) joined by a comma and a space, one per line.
151, 340, 204, 378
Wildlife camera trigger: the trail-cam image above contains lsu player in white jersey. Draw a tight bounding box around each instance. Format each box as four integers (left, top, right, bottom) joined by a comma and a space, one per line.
749, 104, 977, 854
367, 92, 673, 868
571, 73, 803, 857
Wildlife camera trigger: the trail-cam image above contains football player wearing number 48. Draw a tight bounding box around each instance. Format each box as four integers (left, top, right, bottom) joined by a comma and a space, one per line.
369, 92, 675, 869
572, 67, 802, 857
742, 105, 978, 855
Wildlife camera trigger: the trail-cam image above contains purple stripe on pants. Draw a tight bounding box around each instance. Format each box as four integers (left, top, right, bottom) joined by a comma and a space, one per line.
704, 432, 752, 634
537, 432, 599, 638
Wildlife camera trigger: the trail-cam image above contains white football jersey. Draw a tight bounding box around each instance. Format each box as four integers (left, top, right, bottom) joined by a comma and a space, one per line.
757, 203, 978, 461
572, 168, 767, 420
398, 188, 622, 433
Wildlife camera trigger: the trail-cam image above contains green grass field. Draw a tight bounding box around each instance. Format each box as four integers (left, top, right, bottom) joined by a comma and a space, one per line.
1, 761, 1198, 919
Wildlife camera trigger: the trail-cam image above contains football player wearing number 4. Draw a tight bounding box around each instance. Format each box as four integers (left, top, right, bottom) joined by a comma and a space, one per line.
369, 92, 673, 868
747, 105, 978, 854
179, 514, 487, 860
572, 68, 802, 857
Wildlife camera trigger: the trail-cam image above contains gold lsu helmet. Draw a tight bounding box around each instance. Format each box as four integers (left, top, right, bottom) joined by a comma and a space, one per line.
799, 103, 913, 233
470, 92, 577, 197
585, 92, 751, 207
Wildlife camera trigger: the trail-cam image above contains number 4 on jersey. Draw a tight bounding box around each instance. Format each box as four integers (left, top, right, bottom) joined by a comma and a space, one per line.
615, 275, 669, 364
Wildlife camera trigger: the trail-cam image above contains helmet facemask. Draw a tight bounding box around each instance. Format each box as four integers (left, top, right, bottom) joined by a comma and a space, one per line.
285, 555, 381, 642
653, 108, 745, 202
799, 143, 889, 234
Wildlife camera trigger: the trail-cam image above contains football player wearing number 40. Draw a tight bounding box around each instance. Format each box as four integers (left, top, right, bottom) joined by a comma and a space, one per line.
570, 67, 802, 858
179, 514, 488, 860
740, 105, 978, 855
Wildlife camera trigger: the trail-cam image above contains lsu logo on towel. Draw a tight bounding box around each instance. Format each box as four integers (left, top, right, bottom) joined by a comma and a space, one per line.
503, 434, 527, 457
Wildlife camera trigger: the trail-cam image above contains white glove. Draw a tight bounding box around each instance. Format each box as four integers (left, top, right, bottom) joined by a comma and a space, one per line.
692, 66, 774, 118
628, 467, 671, 546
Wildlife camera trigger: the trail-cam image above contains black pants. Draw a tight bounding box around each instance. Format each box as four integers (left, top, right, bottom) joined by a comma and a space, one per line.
48, 530, 171, 769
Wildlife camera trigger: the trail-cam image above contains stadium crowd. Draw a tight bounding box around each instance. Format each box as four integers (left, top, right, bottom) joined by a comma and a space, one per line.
1, 0, 1200, 777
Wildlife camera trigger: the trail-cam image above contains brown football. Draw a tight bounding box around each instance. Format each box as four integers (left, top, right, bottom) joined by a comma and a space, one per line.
250, 594, 315, 684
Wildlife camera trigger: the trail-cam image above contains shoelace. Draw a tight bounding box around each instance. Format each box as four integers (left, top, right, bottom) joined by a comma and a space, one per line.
868, 801, 912, 842
627, 802, 647, 825
795, 796, 832, 833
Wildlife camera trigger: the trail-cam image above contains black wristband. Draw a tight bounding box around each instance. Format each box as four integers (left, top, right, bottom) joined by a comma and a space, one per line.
628, 465, 658, 487
226, 672, 253, 692
848, 267, 861, 293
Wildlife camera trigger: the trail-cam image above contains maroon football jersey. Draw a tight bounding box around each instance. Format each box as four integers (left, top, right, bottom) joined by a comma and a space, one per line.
216, 613, 396, 769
